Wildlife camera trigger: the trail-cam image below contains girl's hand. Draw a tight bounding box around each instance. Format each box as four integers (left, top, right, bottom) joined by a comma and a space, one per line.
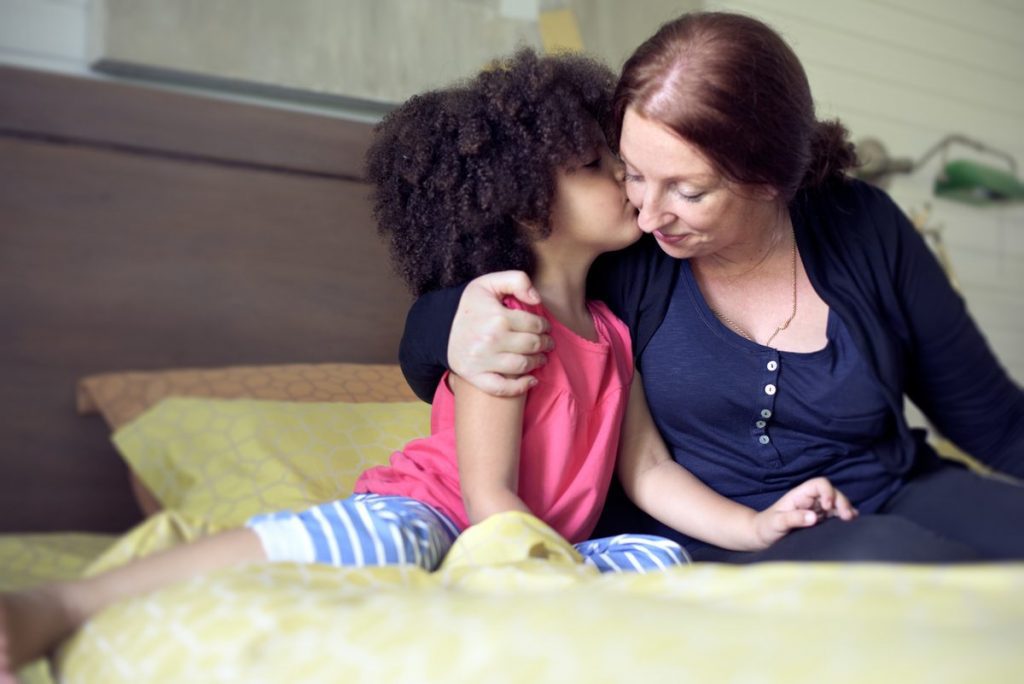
751, 477, 858, 548
448, 271, 553, 397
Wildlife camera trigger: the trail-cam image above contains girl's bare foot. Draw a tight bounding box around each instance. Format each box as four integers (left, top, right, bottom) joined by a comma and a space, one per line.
0, 586, 83, 678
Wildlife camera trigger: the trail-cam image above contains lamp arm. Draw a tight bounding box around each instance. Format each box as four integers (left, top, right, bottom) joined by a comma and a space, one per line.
913, 134, 1017, 174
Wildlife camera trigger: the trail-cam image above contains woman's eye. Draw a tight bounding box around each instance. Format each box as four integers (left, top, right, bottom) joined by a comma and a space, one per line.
678, 191, 705, 203
623, 173, 642, 183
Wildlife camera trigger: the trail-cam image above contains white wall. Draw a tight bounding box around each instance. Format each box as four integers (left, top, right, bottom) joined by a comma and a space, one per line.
0, 0, 90, 75
709, 0, 1024, 391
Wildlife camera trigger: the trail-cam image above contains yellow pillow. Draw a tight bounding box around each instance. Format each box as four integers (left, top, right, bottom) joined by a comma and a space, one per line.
112, 398, 431, 527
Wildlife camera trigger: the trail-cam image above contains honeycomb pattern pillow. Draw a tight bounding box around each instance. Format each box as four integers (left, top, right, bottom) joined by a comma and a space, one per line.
111, 398, 431, 526
78, 363, 418, 430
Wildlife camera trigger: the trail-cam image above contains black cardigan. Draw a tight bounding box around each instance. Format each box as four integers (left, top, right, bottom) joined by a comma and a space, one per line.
399, 178, 1024, 478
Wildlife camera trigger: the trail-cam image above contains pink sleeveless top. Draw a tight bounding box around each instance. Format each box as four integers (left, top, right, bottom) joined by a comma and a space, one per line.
354, 299, 633, 543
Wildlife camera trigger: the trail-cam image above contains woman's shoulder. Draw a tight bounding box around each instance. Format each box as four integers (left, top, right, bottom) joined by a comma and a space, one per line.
798, 177, 904, 227
795, 177, 916, 255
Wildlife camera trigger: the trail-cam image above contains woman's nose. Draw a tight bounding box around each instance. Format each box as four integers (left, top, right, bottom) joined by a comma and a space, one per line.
636, 193, 671, 234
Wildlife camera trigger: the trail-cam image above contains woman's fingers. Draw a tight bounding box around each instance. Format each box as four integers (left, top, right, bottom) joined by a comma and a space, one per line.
464, 327, 550, 372
468, 372, 538, 398
448, 271, 553, 396
486, 351, 547, 376
502, 309, 553, 338
466, 270, 542, 306
484, 328, 552, 356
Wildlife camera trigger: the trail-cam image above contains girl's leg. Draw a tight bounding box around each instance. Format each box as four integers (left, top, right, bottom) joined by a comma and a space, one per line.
1, 527, 264, 673
247, 494, 459, 570
2, 494, 458, 673
575, 534, 691, 573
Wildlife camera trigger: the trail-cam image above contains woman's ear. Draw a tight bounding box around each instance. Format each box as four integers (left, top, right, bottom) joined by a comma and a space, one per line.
749, 184, 780, 202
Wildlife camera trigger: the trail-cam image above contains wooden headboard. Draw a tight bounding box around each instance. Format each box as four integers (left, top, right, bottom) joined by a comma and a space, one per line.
0, 66, 412, 533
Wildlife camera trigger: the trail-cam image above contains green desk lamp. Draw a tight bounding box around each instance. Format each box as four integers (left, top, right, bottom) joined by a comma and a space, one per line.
854, 134, 1024, 206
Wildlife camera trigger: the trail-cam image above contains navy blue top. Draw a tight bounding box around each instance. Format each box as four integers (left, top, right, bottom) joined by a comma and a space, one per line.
399, 178, 1024, 544
639, 260, 902, 549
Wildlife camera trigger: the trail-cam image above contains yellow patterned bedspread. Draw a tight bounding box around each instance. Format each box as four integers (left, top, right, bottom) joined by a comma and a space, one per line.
5, 511, 1022, 683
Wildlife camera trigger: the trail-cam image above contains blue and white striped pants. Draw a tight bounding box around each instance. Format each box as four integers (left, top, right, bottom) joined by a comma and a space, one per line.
247, 494, 689, 573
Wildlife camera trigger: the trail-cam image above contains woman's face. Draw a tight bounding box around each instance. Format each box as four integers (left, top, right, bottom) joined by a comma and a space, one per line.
618, 107, 779, 260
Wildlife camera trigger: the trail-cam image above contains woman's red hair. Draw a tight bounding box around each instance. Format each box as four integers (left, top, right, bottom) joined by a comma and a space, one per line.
613, 12, 854, 200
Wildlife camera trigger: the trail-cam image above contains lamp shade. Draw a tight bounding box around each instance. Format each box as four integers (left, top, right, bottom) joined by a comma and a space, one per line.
934, 159, 1024, 205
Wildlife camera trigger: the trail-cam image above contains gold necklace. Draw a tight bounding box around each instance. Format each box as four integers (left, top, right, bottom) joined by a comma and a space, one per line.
709, 230, 798, 348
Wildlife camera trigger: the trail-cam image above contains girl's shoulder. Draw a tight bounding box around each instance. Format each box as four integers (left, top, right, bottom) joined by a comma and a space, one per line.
587, 300, 633, 359
586, 300, 629, 334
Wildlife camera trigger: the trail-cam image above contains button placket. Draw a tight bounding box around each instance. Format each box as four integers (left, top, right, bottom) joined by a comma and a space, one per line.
753, 351, 782, 467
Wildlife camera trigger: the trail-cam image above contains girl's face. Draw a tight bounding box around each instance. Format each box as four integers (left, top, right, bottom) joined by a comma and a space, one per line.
546, 137, 641, 256
618, 107, 779, 260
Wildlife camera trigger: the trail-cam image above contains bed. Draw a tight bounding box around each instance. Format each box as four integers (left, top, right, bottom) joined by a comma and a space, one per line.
2, 65, 1023, 684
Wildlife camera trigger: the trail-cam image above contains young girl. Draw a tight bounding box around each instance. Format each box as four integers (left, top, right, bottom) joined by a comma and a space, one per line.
1, 49, 691, 674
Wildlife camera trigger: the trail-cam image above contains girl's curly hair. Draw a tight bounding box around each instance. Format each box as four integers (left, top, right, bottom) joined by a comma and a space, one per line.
366, 48, 616, 296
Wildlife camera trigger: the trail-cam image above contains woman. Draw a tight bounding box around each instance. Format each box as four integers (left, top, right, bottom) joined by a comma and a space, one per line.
399, 12, 1024, 563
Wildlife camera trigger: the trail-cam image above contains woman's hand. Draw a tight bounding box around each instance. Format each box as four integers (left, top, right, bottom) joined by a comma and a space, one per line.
448, 271, 554, 397
751, 477, 858, 548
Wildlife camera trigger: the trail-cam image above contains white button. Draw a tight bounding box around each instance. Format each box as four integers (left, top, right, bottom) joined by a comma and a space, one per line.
756, 420, 767, 428
764, 384, 776, 395
758, 435, 771, 445
761, 409, 772, 418
767, 360, 778, 371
